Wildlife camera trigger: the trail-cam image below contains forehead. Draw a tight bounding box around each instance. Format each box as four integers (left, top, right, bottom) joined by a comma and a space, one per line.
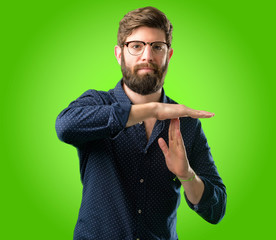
125, 26, 166, 42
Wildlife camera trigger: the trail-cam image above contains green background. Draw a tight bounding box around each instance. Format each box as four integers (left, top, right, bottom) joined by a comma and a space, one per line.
1, 0, 275, 239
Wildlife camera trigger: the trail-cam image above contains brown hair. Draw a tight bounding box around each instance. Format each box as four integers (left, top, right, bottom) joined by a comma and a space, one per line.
117, 6, 173, 48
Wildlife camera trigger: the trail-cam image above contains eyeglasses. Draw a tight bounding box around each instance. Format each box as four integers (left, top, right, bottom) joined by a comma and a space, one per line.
124, 41, 170, 56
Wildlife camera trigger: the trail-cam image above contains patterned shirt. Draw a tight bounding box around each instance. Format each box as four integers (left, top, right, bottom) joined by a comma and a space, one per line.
55, 80, 226, 240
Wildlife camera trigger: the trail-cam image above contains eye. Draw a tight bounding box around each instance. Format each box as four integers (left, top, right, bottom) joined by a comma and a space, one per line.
152, 43, 164, 51
130, 42, 143, 50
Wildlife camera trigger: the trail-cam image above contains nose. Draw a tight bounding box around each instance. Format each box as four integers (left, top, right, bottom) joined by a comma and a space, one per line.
141, 44, 153, 61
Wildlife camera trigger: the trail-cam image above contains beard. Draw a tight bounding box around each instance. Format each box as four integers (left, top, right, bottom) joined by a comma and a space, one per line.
121, 53, 169, 95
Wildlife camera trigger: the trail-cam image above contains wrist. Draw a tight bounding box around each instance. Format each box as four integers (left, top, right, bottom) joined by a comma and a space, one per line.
177, 173, 196, 182
177, 168, 195, 180
152, 102, 160, 119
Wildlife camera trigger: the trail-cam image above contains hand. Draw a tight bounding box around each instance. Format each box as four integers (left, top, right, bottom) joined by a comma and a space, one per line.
155, 103, 215, 120
158, 118, 194, 179
126, 102, 214, 128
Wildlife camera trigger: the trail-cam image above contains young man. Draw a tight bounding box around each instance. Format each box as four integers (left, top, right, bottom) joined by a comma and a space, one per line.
56, 6, 226, 240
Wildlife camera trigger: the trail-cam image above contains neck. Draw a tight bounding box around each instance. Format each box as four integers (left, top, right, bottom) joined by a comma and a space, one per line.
122, 83, 162, 104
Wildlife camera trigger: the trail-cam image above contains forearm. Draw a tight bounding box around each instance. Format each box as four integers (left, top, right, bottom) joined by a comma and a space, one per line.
184, 120, 226, 224
184, 176, 227, 224
180, 173, 205, 205
56, 103, 131, 146
126, 102, 215, 128
126, 102, 157, 127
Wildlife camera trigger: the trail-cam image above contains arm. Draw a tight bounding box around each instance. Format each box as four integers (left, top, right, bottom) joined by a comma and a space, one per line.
126, 102, 215, 127
55, 90, 131, 147
158, 118, 226, 224
56, 92, 214, 147
158, 118, 204, 204
186, 120, 227, 224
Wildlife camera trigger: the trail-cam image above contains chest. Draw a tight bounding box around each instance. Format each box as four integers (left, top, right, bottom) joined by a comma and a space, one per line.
144, 118, 157, 141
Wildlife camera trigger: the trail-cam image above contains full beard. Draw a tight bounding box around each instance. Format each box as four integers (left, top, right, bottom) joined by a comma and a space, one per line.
121, 53, 169, 95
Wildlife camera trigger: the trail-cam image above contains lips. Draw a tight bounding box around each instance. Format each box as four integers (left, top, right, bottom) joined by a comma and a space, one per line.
138, 67, 154, 71
135, 64, 158, 73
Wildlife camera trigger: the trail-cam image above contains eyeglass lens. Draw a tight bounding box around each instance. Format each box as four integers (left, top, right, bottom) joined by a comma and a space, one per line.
127, 41, 168, 56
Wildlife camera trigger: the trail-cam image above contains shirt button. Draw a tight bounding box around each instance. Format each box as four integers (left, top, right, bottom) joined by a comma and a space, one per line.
138, 209, 142, 214
140, 179, 144, 183
139, 121, 143, 125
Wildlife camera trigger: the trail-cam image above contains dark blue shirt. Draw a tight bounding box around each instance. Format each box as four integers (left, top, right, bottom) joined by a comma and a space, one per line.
55, 80, 226, 240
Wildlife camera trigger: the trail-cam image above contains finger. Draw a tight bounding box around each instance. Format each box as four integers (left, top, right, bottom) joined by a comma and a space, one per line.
175, 119, 183, 148
169, 119, 176, 143
171, 119, 178, 146
177, 127, 186, 151
174, 119, 187, 151
158, 138, 169, 159
168, 119, 172, 142
171, 118, 176, 141
187, 108, 215, 119
175, 118, 182, 147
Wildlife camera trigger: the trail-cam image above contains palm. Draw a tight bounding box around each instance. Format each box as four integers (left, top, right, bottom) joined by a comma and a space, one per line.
158, 118, 190, 178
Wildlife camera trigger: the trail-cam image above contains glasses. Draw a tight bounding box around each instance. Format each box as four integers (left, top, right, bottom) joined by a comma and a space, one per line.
124, 41, 170, 56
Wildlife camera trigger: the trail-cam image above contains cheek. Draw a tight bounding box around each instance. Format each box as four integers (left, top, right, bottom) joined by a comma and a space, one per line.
123, 50, 136, 69
162, 54, 169, 66
155, 54, 167, 67
158, 58, 166, 68
126, 60, 137, 72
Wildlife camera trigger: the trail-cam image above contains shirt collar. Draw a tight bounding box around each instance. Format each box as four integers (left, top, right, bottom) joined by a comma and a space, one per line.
114, 79, 169, 104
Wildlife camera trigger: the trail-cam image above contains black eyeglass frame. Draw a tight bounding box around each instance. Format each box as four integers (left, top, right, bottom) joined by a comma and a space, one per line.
123, 41, 171, 56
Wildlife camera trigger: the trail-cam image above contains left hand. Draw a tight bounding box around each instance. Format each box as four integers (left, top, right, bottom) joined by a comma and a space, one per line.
158, 118, 194, 179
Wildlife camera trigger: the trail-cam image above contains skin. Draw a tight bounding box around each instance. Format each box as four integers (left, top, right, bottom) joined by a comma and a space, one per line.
115, 27, 172, 80
115, 26, 210, 204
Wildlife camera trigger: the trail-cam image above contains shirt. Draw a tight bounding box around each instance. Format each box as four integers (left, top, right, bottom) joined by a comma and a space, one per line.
55, 80, 227, 240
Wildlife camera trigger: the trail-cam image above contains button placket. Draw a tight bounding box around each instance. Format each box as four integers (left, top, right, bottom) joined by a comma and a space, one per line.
136, 152, 148, 238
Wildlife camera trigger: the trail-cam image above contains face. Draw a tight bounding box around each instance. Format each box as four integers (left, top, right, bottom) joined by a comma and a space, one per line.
115, 27, 173, 95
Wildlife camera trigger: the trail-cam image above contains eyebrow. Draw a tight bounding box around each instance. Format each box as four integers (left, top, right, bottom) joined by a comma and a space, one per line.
126, 40, 166, 42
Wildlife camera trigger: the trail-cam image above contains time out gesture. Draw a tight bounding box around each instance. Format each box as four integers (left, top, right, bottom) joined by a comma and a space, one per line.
127, 102, 213, 204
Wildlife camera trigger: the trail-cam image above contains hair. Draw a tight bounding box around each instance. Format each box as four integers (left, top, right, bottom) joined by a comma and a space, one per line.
117, 6, 173, 48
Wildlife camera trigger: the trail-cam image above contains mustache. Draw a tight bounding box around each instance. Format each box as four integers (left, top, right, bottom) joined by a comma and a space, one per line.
134, 63, 159, 73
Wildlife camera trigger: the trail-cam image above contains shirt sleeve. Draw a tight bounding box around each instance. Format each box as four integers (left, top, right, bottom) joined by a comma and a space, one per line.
55, 90, 132, 147
184, 119, 227, 224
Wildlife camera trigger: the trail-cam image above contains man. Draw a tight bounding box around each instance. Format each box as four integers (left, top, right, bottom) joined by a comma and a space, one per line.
56, 6, 226, 240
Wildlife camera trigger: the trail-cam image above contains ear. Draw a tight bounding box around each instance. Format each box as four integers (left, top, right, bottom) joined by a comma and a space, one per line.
168, 48, 173, 63
114, 45, 122, 65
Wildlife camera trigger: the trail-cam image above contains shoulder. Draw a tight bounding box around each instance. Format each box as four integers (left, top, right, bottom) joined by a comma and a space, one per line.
76, 88, 117, 105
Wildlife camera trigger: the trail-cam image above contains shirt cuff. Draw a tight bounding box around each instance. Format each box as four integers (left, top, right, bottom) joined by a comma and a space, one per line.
110, 102, 132, 136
